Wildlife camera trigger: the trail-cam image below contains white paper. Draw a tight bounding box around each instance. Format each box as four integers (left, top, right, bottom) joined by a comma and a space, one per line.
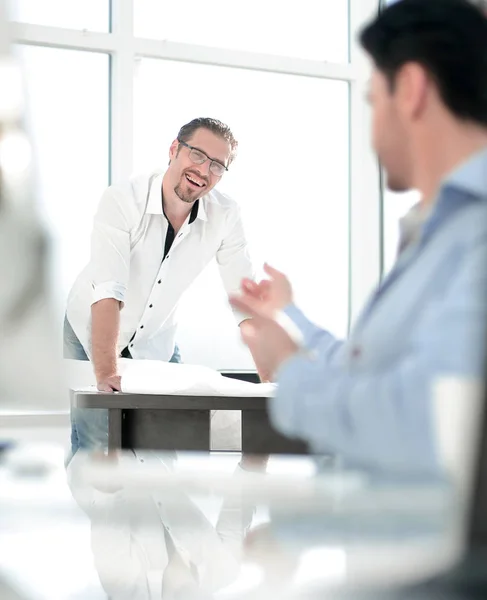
64, 358, 275, 398
64, 359, 275, 451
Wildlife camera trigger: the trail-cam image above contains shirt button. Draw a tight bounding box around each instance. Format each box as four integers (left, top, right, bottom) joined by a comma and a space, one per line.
130, 344, 134, 348
140, 325, 144, 329
149, 304, 153, 308
158, 280, 161, 284
351, 346, 361, 359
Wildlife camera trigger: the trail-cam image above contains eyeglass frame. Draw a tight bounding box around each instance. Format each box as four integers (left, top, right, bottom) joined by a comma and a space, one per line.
177, 138, 229, 176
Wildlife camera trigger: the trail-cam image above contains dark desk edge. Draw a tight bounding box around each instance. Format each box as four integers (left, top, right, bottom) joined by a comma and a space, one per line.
72, 391, 271, 410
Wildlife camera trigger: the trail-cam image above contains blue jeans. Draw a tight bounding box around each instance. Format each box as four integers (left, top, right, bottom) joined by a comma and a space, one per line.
64, 317, 181, 460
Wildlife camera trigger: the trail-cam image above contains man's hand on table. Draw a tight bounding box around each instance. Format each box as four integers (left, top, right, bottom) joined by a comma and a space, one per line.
97, 375, 122, 392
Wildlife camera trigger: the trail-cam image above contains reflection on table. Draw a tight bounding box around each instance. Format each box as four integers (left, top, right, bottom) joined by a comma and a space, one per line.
1, 446, 462, 600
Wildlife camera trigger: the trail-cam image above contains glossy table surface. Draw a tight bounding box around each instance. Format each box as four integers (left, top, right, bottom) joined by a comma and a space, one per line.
0, 444, 466, 600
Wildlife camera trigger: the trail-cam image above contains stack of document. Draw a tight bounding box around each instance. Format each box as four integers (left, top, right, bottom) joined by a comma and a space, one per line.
64, 359, 276, 397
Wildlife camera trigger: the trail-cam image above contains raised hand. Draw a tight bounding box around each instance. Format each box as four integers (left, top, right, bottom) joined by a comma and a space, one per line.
230, 263, 293, 320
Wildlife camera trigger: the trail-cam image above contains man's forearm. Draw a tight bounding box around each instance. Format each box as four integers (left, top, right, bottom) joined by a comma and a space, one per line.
91, 298, 121, 381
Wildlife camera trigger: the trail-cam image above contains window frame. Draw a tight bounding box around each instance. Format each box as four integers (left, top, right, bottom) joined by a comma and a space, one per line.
9, 0, 381, 330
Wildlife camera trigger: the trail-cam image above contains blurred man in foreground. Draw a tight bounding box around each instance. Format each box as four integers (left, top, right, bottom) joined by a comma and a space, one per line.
231, 0, 487, 474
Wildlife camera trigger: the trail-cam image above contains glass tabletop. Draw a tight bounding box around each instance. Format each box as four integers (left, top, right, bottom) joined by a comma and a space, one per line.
0, 445, 463, 600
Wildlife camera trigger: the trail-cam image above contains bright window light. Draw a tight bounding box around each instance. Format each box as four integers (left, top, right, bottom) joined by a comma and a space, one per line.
0, 130, 31, 176
134, 0, 349, 63
16, 45, 109, 305
134, 59, 350, 369
8, 0, 109, 31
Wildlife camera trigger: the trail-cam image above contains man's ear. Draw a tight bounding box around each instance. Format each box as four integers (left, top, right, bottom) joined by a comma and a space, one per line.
396, 62, 429, 121
169, 139, 179, 163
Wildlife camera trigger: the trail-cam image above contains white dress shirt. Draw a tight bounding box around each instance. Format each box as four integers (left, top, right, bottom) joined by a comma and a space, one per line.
66, 171, 255, 360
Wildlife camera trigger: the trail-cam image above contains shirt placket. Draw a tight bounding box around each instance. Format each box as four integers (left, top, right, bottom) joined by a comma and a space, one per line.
128, 226, 191, 352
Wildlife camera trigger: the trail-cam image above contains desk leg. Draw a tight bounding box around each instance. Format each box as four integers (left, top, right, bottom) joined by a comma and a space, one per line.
124, 409, 211, 451
241, 409, 308, 455
108, 408, 123, 450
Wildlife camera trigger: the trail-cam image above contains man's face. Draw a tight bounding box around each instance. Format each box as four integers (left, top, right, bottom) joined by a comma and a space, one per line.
368, 68, 413, 192
168, 127, 231, 204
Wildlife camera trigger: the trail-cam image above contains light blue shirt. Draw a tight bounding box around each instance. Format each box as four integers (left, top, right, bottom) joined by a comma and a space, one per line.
272, 147, 487, 475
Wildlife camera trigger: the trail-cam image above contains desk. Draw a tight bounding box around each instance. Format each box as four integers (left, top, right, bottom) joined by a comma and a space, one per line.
71, 372, 308, 454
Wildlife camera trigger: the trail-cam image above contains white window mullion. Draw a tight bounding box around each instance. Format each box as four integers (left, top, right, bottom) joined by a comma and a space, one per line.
10, 22, 117, 52
134, 37, 357, 81
109, 0, 134, 183
9, 0, 380, 337
348, 0, 381, 326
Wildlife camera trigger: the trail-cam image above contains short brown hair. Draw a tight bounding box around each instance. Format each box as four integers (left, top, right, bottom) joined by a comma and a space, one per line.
177, 117, 238, 164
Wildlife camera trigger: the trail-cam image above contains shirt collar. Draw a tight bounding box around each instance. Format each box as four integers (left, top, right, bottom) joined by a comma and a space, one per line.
145, 173, 164, 215
441, 145, 487, 200
145, 172, 208, 221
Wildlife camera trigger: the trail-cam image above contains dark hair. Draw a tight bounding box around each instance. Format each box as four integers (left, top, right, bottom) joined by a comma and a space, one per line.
177, 117, 238, 164
360, 0, 487, 126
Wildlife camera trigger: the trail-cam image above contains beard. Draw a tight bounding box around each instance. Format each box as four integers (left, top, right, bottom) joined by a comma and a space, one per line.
174, 171, 207, 204
174, 180, 195, 204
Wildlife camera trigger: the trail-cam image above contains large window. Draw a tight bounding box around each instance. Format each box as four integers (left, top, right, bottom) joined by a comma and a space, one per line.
10, 0, 380, 371
16, 45, 109, 305
134, 0, 349, 63
8, 0, 109, 31
134, 59, 350, 367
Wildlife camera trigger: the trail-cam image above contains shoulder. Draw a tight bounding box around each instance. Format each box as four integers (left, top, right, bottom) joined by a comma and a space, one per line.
205, 187, 239, 207
116, 172, 162, 205
440, 201, 487, 287
105, 171, 162, 210
96, 172, 161, 226
202, 187, 241, 219
451, 200, 487, 247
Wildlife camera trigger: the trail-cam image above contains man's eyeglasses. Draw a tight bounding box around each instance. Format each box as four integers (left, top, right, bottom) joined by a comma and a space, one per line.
177, 138, 228, 177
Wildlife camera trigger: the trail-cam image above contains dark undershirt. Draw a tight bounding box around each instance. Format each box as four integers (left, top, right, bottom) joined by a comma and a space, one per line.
163, 199, 199, 259
121, 199, 200, 358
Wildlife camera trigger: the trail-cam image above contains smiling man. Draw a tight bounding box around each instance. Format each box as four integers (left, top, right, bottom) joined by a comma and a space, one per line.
64, 117, 263, 459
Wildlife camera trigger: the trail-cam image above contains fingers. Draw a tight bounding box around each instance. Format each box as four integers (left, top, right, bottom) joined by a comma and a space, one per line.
241, 278, 261, 296
240, 319, 257, 341
110, 378, 122, 392
264, 263, 285, 279
229, 295, 260, 318
97, 383, 114, 393
97, 377, 121, 392
241, 278, 272, 302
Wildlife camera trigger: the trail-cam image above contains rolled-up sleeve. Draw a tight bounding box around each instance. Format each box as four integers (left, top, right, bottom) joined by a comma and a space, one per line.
89, 188, 131, 306
217, 207, 258, 324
